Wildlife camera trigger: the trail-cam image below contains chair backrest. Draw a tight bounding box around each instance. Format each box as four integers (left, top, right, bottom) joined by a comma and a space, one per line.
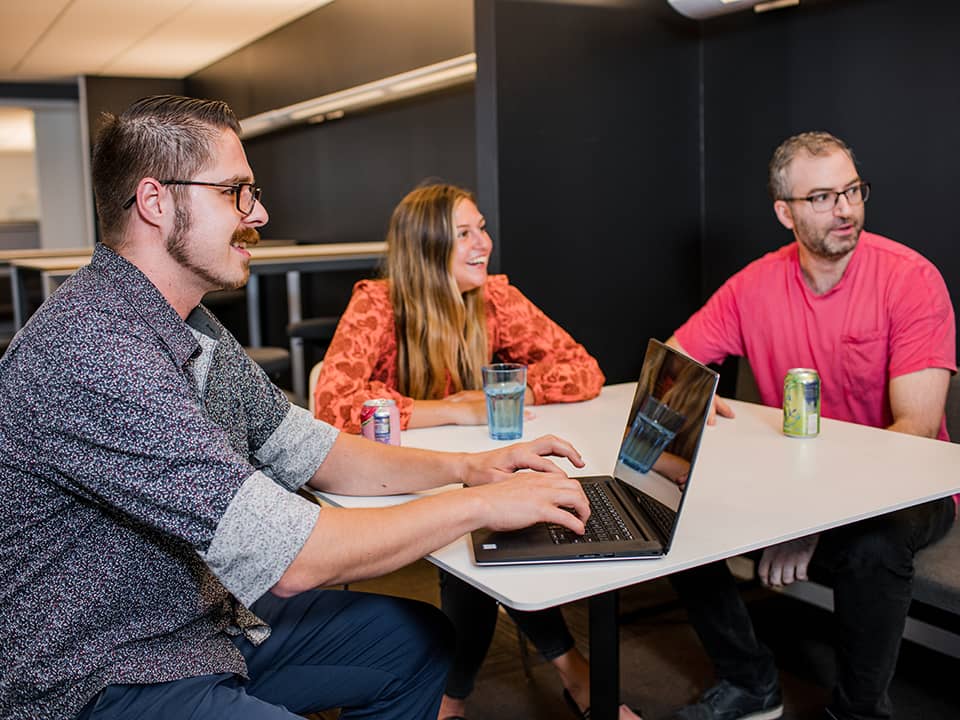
307, 361, 323, 416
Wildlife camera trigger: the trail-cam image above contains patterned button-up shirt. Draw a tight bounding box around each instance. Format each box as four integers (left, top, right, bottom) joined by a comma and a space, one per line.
0, 244, 338, 720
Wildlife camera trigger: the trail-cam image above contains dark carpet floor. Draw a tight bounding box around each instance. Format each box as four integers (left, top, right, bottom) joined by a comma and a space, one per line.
318, 558, 959, 719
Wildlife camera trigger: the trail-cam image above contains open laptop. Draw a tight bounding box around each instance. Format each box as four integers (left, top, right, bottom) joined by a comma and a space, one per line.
471, 338, 718, 565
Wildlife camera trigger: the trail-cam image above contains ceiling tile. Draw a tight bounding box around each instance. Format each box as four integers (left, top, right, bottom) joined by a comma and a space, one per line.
1, 0, 335, 81
102, 0, 335, 78
0, 1, 73, 73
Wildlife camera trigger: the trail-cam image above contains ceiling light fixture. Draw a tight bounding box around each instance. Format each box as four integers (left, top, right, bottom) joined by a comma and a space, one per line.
240, 53, 477, 139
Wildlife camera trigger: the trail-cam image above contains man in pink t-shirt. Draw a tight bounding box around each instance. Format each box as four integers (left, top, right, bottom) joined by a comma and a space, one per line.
666, 132, 956, 720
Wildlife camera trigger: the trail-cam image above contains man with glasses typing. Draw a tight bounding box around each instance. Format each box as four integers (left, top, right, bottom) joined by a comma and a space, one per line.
664, 131, 956, 720
0, 95, 593, 720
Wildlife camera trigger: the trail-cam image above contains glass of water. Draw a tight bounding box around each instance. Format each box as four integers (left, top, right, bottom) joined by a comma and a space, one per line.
481, 363, 527, 440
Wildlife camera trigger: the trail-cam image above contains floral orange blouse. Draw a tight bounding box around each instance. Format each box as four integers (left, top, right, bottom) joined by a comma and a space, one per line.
314, 275, 605, 432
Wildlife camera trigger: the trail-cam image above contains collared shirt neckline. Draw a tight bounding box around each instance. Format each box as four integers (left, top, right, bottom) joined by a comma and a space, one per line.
90, 243, 219, 366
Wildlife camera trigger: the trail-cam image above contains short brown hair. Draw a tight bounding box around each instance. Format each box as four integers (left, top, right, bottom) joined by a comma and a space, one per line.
768, 131, 857, 200
91, 95, 241, 247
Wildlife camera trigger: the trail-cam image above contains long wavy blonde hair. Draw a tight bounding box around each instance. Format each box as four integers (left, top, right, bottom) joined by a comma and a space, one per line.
386, 184, 489, 399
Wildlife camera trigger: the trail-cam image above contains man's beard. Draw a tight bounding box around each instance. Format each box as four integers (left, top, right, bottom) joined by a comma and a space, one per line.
795, 212, 863, 260
166, 204, 260, 291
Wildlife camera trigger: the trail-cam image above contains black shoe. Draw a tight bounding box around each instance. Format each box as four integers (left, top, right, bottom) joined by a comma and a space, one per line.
673, 680, 783, 720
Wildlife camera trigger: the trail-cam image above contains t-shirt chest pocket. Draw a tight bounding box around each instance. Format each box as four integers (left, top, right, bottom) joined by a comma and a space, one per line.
839, 330, 889, 396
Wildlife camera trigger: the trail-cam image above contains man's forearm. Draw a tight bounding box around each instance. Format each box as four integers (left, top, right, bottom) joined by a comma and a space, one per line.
309, 432, 467, 496
274, 490, 485, 594
886, 417, 941, 439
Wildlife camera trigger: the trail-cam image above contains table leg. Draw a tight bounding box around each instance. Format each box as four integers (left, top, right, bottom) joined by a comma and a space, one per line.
42, 272, 61, 304
246, 274, 262, 347
10, 266, 24, 331
589, 589, 620, 720
286, 270, 306, 406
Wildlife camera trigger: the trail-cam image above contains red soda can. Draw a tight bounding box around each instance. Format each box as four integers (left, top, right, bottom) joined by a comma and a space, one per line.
360, 399, 401, 445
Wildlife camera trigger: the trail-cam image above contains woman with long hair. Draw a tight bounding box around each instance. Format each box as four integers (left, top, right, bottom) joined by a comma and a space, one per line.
316, 184, 637, 719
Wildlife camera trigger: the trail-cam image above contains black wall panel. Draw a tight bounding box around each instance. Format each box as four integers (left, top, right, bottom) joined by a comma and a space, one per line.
84, 77, 186, 149
244, 87, 476, 245
701, 0, 960, 322
480, 0, 701, 383
184, 1, 477, 346
187, 0, 473, 119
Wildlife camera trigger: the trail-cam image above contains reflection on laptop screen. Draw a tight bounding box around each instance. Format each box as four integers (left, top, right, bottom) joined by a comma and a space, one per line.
614, 340, 716, 511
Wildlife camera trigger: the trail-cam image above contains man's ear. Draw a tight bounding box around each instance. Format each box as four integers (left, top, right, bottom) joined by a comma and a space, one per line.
773, 199, 795, 231
130, 178, 168, 229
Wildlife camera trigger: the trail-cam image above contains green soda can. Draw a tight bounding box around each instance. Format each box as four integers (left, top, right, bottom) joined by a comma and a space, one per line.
782, 368, 820, 438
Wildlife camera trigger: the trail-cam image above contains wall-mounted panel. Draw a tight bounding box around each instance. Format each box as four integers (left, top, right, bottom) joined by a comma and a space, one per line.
702, 0, 960, 320
188, 3, 477, 348
479, 0, 702, 383
83, 77, 186, 148
245, 87, 477, 244
187, 0, 473, 119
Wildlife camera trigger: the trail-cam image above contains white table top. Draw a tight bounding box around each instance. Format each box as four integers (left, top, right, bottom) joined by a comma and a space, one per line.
318, 383, 960, 611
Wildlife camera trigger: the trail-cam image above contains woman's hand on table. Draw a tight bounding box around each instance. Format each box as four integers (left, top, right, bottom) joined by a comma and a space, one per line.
410, 393, 486, 427
412, 390, 536, 428
447, 389, 537, 420
445, 390, 488, 424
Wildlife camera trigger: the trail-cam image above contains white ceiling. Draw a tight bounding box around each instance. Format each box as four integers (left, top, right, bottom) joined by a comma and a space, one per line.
0, 0, 336, 82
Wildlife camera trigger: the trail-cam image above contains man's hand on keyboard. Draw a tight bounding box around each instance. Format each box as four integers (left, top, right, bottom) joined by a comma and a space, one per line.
469, 472, 591, 534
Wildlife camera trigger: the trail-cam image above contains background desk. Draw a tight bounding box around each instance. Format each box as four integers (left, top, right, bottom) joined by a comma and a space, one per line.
240, 242, 385, 403
0, 247, 93, 335
9, 242, 386, 404
317, 383, 960, 719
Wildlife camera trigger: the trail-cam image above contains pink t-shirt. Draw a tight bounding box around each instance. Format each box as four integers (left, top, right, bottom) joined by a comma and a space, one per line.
675, 231, 956, 441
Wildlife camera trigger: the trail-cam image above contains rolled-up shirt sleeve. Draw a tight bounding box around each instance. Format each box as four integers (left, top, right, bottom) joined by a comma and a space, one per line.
255, 404, 339, 491
200, 404, 338, 606
200, 470, 320, 606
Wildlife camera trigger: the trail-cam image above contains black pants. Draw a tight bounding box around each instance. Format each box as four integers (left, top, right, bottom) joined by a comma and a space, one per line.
440, 570, 575, 699
670, 497, 955, 720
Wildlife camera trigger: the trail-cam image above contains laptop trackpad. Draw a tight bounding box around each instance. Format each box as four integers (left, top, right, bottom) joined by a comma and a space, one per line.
474, 524, 550, 550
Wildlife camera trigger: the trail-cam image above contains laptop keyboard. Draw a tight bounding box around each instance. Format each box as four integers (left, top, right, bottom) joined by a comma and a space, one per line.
548, 483, 634, 544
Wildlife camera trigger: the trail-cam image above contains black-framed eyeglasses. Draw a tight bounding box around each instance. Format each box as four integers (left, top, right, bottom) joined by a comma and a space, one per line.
781, 181, 871, 213
122, 180, 262, 216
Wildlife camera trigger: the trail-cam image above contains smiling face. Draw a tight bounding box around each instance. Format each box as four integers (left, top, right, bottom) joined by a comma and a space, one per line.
774, 149, 865, 261
450, 198, 492, 293
164, 129, 268, 293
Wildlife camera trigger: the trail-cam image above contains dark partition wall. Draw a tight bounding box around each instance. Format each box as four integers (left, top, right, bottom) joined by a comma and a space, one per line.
477, 0, 701, 383
701, 0, 960, 320
187, 0, 473, 119
243, 87, 476, 244
186, 0, 476, 248
182, 0, 477, 347
84, 77, 186, 149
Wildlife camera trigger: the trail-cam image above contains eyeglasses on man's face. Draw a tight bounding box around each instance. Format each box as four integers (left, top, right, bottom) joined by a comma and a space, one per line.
782, 181, 871, 213
122, 180, 263, 216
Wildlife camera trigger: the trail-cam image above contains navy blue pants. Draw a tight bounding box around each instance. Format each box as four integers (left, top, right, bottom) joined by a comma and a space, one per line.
76, 589, 453, 720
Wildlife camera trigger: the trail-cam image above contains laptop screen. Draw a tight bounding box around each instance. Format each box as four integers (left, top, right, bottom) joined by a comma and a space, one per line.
613, 339, 718, 511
